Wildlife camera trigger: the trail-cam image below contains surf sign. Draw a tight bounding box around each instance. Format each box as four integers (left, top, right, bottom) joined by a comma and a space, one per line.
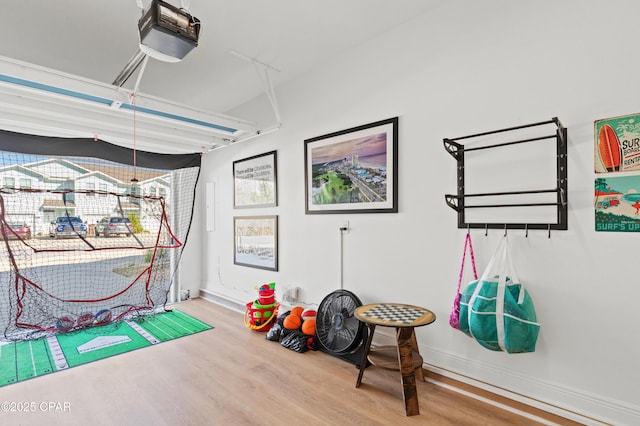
595, 113, 640, 173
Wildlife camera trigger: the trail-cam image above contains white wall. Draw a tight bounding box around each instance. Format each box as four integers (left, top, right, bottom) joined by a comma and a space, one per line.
197, 1, 640, 424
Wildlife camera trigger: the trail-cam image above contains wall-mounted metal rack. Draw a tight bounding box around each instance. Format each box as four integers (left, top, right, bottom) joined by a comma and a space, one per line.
443, 117, 567, 233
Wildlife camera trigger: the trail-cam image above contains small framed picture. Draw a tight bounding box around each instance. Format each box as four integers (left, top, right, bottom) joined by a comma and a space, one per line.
233, 150, 277, 208
304, 117, 398, 214
234, 215, 278, 271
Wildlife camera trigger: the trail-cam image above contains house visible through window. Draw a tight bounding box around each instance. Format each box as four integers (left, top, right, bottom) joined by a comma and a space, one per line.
129, 184, 140, 205
19, 178, 31, 189
3, 177, 15, 192
99, 183, 107, 197
86, 182, 95, 196
62, 179, 74, 202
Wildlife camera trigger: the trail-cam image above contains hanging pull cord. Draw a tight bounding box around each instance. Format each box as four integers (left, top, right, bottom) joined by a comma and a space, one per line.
130, 92, 139, 183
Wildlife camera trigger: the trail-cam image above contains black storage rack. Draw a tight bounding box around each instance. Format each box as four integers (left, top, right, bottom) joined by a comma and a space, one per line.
443, 117, 568, 235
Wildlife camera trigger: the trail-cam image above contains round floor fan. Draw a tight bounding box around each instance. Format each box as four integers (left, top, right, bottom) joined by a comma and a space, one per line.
315, 289, 367, 365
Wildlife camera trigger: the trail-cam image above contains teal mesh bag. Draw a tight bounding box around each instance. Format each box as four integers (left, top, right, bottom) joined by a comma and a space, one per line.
459, 237, 540, 353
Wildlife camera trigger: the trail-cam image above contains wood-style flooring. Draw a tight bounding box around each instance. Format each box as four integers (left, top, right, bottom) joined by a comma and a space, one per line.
0, 298, 579, 425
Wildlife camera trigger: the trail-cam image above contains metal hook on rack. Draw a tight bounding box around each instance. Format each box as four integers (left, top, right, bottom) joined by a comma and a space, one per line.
504, 224, 507, 237
467, 224, 470, 235
485, 223, 488, 237
525, 224, 528, 238
548, 224, 551, 239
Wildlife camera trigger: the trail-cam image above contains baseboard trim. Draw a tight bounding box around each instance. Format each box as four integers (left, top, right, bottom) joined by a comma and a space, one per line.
199, 288, 245, 313
423, 366, 602, 426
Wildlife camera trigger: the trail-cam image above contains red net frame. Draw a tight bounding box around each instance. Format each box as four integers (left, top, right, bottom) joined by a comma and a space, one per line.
0, 145, 200, 341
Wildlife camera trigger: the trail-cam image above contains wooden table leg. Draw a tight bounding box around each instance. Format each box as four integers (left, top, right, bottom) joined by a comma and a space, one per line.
409, 329, 424, 382
355, 324, 376, 388
397, 327, 419, 416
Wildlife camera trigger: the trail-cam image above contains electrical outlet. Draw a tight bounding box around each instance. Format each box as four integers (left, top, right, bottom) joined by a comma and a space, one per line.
286, 287, 300, 303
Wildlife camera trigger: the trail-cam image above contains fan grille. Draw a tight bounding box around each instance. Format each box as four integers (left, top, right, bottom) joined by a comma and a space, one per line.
316, 290, 365, 354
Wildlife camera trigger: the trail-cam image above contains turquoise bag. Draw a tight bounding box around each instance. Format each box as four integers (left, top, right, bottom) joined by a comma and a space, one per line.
459, 236, 540, 353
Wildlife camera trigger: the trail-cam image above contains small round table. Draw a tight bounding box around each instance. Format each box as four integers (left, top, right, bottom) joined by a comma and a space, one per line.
354, 303, 436, 416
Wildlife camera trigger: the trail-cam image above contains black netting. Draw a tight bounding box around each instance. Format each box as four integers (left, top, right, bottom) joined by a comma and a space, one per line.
0, 135, 200, 341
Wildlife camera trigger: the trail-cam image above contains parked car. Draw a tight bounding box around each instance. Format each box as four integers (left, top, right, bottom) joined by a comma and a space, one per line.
49, 216, 87, 238
596, 197, 620, 209
95, 216, 133, 237
1, 222, 31, 240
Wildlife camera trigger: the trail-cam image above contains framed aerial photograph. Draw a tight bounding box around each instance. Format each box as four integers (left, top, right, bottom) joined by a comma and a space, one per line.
233, 150, 277, 208
234, 215, 278, 271
304, 117, 398, 214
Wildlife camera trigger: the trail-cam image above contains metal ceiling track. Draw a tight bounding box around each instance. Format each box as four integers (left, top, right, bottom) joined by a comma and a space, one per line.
113, 49, 148, 88
112, 47, 283, 148
0, 55, 258, 154
225, 49, 282, 145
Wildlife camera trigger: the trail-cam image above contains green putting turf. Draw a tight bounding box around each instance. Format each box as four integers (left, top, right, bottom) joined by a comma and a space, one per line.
0, 309, 212, 387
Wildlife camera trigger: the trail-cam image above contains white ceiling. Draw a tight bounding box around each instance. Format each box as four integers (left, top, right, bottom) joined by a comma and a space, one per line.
0, 0, 440, 115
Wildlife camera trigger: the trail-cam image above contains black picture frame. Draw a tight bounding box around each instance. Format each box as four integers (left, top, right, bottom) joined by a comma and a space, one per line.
304, 117, 398, 214
233, 150, 277, 208
233, 215, 278, 271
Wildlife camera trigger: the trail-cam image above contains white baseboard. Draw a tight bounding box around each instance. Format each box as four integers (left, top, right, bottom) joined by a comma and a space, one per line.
425, 347, 639, 426
199, 288, 245, 313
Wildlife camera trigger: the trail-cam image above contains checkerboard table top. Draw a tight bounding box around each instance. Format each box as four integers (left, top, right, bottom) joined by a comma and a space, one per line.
354, 303, 436, 328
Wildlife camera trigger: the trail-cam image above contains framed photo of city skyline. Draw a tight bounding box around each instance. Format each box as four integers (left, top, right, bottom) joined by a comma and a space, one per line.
304, 117, 398, 214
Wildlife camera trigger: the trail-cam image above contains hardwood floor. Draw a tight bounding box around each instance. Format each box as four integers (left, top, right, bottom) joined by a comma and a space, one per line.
0, 298, 578, 425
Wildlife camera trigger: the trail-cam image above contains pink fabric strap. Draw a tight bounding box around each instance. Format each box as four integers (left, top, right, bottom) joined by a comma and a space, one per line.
457, 232, 478, 293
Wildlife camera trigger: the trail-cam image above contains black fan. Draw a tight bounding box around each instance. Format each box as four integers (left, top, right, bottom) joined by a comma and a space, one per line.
315, 290, 367, 366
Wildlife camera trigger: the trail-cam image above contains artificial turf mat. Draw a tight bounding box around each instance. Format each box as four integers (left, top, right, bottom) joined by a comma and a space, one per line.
0, 309, 212, 387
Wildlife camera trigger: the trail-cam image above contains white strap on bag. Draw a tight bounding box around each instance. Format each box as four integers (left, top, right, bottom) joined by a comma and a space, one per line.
467, 236, 519, 351
466, 236, 506, 341
494, 236, 523, 351
505, 237, 525, 304
495, 238, 509, 352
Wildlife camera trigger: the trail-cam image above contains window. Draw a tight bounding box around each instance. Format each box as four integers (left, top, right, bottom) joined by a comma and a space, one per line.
99, 183, 107, 197
61, 180, 74, 202
129, 184, 140, 205
19, 178, 32, 189
86, 182, 95, 196
3, 177, 15, 193
149, 186, 157, 197
3, 177, 15, 187
159, 187, 166, 198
